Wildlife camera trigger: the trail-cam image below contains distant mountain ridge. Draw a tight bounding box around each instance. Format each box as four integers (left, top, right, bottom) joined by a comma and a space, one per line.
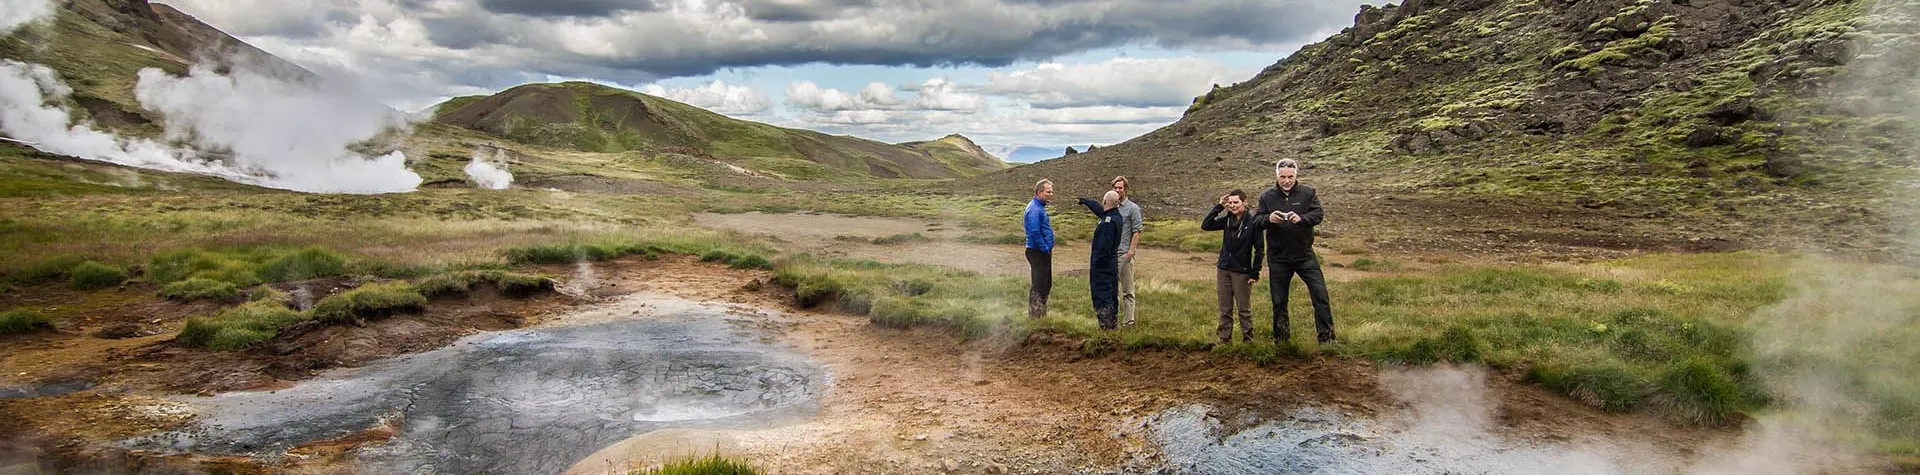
431, 82, 1007, 179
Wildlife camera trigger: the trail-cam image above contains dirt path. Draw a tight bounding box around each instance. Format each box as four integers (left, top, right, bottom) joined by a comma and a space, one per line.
693, 212, 1374, 283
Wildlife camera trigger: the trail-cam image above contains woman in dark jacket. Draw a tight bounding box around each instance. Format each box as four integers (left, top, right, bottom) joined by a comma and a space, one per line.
1200, 189, 1264, 344
1079, 191, 1125, 330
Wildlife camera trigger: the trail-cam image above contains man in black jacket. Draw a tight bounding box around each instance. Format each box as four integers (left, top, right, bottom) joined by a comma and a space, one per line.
1078, 191, 1125, 330
1256, 159, 1335, 346
1201, 189, 1262, 344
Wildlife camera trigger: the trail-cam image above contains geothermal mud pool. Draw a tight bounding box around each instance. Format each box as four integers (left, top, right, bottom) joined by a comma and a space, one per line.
126, 295, 825, 474
1142, 367, 1680, 474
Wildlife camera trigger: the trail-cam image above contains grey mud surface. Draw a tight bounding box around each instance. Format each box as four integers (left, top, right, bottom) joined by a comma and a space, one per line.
1143, 367, 1685, 474
126, 294, 825, 475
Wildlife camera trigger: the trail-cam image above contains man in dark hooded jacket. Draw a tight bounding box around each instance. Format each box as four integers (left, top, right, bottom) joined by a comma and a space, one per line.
1256, 159, 1335, 346
1079, 190, 1125, 330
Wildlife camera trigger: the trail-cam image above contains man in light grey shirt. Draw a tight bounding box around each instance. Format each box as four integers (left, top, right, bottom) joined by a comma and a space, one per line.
1111, 176, 1144, 326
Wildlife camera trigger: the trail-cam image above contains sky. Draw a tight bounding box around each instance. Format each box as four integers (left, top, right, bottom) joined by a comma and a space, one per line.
163, 0, 1376, 161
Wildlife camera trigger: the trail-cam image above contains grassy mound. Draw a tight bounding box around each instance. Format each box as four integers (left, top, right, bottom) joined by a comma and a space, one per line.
311, 282, 428, 323
69, 261, 127, 290
414, 270, 555, 298
157, 278, 242, 302
178, 300, 307, 350
0, 309, 53, 334
629, 454, 760, 475
147, 246, 352, 287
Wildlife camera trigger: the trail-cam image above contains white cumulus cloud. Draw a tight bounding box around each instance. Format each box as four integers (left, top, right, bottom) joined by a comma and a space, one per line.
788, 78, 982, 112
641, 80, 771, 115
986, 57, 1247, 108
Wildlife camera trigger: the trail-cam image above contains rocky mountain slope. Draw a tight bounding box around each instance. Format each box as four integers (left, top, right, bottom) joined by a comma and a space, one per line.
432, 82, 1007, 180
957, 0, 1919, 256
898, 134, 1010, 175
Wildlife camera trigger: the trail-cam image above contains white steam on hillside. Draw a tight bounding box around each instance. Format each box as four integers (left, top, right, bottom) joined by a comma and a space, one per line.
0, 0, 52, 35
0, 4, 422, 194
464, 145, 513, 189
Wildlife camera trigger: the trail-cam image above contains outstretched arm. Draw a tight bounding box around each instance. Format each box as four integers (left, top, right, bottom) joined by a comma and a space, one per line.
1077, 197, 1104, 215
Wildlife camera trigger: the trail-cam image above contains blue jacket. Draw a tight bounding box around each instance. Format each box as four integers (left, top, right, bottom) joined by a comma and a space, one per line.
1024, 198, 1054, 252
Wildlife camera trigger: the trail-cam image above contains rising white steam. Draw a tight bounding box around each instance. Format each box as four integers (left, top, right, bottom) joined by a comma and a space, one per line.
0, 59, 421, 194
464, 145, 513, 189
133, 64, 422, 193
0, 0, 53, 35
0, 60, 220, 175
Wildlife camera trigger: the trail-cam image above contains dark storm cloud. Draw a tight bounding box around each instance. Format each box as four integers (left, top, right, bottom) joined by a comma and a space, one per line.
171, 0, 1372, 103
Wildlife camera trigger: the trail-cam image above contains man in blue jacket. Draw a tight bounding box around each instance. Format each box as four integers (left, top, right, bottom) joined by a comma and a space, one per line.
1025, 179, 1055, 319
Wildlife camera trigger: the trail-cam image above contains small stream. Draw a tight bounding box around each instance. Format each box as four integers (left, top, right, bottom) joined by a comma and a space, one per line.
126, 295, 825, 475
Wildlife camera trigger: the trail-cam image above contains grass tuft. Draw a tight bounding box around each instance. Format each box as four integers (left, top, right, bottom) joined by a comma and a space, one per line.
1529, 364, 1648, 412
628, 453, 761, 475
413, 270, 555, 298
177, 300, 306, 350
1392, 326, 1485, 364
0, 309, 54, 334
1656, 358, 1747, 424
70, 261, 128, 290
8, 255, 87, 286
254, 247, 349, 282
310, 282, 428, 323
157, 278, 242, 302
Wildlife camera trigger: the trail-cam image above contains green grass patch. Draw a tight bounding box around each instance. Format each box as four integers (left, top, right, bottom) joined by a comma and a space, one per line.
628, 453, 761, 475
699, 248, 773, 270
147, 246, 353, 287
255, 247, 349, 282
69, 261, 127, 290
0, 309, 54, 334
177, 300, 307, 350
6, 254, 87, 286
156, 278, 242, 302
414, 270, 555, 298
310, 282, 428, 323
772, 256, 1023, 340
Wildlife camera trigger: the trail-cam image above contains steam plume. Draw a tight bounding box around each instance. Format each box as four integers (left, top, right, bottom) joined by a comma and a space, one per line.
465, 145, 513, 189
0, 0, 52, 35
0, 60, 422, 194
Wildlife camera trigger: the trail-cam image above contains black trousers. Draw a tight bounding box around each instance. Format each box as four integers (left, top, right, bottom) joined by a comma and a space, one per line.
1269, 257, 1335, 343
1026, 248, 1052, 319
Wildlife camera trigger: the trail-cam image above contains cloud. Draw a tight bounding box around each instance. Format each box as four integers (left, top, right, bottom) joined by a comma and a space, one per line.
642, 80, 771, 114
476, 0, 660, 18
164, 0, 1372, 101
787, 78, 982, 112
986, 57, 1246, 108
1023, 105, 1186, 124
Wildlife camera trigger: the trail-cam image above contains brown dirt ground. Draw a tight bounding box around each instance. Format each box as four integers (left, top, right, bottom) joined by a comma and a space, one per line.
0, 255, 1832, 474
564, 258, 1739, 474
